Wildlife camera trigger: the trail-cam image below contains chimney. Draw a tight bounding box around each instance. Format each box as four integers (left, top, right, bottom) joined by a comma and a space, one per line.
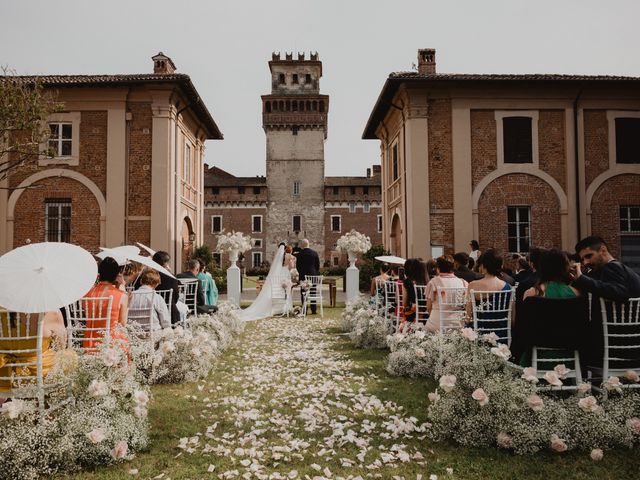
372, 165, 381, 176
152, 52, 176, 74
366, 168, 371, 178
417, 48, 436, 75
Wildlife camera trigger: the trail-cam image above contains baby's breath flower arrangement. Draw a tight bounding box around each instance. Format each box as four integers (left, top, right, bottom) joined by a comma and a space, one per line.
216, 231, 252, 255
341, 297, 389, 348
336, 229, 371, 255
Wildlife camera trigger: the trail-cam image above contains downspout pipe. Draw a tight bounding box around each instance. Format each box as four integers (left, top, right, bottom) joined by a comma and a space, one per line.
573, 86, 584, 242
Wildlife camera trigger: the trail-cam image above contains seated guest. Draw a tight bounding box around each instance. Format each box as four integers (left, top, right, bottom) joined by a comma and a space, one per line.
83, 257, 129, 352
571, 236, 640, 367
177, 259, 218, 314
370, 263, 391, 297
425, 255, 468, 333
151, 251, 182, 325
524, 249, 580, 300
129, 269, 171, 332
400, 258, 429, 331
0, 309, 66, 394
466, 249, 512, 342
425, 259, 437, 279
122, 262, 142, 291
196, 259, 218, 307
453, 252, 482, 283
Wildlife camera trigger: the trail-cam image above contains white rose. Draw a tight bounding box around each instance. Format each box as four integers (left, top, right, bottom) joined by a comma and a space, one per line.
86, 428, 106, 444
439, 375, 457, 393
578, 395, 599, 413
0, 399, 25, 419
490, 344, 511, 361
461, 328, 477, 341
577, 382, 591, 393
415, 348, 426, 358
604, 376, 622, 392
161, 341, 176, 354
471, 388, 489, 406
527, 394, 544, 412
553, 364, 571, 379
102, 347, 121, 367
428, 391, 440, 403
543, 371, 563, 387
590, 448, 603, 461
481, 332, 499, 346
521, 367, 539, 383
88, 380, 109, 398
550, 435, 568, 452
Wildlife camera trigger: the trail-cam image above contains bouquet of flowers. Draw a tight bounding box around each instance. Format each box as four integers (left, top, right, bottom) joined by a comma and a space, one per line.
336, 229, 371, 254
216, 231, 252, 255
300, 279, 312, 291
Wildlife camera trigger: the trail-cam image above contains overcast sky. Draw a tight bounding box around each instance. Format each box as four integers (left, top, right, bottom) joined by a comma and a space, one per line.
2, 1, 639, 177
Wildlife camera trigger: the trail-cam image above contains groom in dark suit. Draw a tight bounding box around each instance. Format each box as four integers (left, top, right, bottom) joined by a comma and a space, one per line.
296, 238, 320, 314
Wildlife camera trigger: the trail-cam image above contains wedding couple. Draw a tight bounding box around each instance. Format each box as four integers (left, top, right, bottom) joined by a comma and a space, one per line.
239, 239, 319, 321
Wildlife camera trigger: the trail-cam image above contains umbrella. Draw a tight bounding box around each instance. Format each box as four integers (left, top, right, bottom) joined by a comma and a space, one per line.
0, 242, 98, 313
95, 249, 129, 266
374, 255, 406, 265
99, 245, 140, 257
136, 242, 156, 257
96, 248, 175, 279
128, 254, 175, 279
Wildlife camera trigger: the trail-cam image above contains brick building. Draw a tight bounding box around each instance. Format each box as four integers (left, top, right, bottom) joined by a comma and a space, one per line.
0, 53, 223, 271
203, 52, 382, 269
363, 48, 640, 272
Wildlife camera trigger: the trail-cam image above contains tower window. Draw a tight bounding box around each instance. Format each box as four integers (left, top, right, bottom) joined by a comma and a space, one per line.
319, 101, 325, 113
278, 73, 285, 84
331, 215, 341, 232
293, 181, 301, 196
292, 125, 299, 136
332, 186, 339, 195
253, 186, 261, 194
350, 186, 356, 195
212, 187, 220, 195
305, 74, 311, 84
292, 215, 301, 232
238, 186, 245, 194
363, 186, 369, 195
292, 74, 299, 84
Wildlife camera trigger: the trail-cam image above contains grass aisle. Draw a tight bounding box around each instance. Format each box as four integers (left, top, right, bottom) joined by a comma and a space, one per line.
69, 308, 638, 480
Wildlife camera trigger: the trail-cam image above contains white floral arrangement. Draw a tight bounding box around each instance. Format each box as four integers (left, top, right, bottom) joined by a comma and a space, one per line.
216, 231, 253, 255
300, 279, 312, 291
336, 229, 371, 255
128, 301, 243, 385
385, 328, 640, 455
0, 341, 149, 479
341, 297, 389, 349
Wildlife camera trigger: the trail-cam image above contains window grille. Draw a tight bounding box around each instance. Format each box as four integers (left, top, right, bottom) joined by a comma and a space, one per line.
507, 206, 531, 253
331, 216, 341, 232
211, 216, 222, 233
45, 199, 71, 242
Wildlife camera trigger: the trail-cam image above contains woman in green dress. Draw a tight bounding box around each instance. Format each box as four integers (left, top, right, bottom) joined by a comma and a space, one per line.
196, 259, 218, 307
523, 249, 580, 300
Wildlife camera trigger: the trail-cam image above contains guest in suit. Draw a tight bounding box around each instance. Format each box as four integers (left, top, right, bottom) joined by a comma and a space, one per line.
297, 239, 320, 314
177, 259, 218, 314
453, 252, 483, 283
151, 251, 182, 325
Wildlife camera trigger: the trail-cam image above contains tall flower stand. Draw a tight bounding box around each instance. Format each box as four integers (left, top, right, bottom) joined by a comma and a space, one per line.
346, 251, 360, 303
227, 250, 241, 307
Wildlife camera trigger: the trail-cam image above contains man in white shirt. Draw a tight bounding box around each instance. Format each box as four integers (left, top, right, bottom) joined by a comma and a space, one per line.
129, 269, 171, 331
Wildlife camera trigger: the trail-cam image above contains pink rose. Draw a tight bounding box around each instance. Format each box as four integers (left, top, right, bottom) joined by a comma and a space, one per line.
161, 341, 175, 354
624, 370, 639, 383
439, 375, 457, 393
626, 417, 640, 434
133, 406, 147, 418
604, 376, 622, 392
415, 348, 426, 358
577, 382, 591, 393
481, 332, 499, 346
471, 388, 489, 406
133, 390, 149, 406
102, 348, 121, 367
461, 328, 477, 341
550, 435, 568, 452
86, 428, 106, 444
543, 371, 563, 387
521, 367, 539, 383
490, 344, 511, 361
110, 440, 128, 460
497, 432, 512, 448
578, 396, 599, 413
551, 435, 567, 452
88, 380, 109, 398
590, 449, 603, 461
527, 394, 544, 412
553, 364, 570, 379
428, 391, 441, 403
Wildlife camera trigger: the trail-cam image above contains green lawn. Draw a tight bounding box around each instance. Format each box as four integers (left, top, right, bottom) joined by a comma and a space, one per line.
64, 308, 639, 480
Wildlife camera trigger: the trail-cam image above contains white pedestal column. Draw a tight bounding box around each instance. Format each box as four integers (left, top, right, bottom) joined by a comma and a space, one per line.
346, 251, 360, 304
227, 250, 241, 307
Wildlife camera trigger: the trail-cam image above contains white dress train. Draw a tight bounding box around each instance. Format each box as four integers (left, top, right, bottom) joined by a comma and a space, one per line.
239, 245, 292, 321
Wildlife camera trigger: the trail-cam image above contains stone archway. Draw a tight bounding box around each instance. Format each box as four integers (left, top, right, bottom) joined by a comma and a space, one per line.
181, 216, 195, 271
390, 214, 402, 256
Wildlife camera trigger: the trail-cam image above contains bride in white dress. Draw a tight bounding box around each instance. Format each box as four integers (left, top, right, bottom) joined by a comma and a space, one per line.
239, 244, 293, 321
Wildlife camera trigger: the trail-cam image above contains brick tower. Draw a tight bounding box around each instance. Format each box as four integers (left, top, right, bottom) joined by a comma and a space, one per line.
262, 52, 329, 262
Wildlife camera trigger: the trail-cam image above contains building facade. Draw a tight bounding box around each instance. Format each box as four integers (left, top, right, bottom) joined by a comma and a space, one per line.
203, 53, 382, 269
0, 53, 223, 271
363, 49, 640, 272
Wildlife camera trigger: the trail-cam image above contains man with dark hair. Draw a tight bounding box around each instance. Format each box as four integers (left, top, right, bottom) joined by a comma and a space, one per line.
177, 259, 217, 314
453, 252, 482, 283
151, 251, 182, 325
296, 238, 320, 315
572, 236, 640, 367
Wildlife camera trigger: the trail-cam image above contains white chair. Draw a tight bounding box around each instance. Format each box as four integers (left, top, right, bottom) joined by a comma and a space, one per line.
532, 347, 583, 391
271, 275, 293, 317
178, 279, 199, 317
156, 289, 173, 314
128, 290, 157, 332
590, 296, 640, 389
384, 280, 403, 333
374, 277, 386, 314
66, 297, 113, 353
470, 287, 515, 345
302, 275, 324, 318
414, 284, 429, 325
436, 286, 468, 333
0, 310, 72, 413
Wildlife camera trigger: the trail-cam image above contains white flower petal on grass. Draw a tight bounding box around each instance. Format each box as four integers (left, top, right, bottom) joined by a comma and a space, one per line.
208, 464, 216, 472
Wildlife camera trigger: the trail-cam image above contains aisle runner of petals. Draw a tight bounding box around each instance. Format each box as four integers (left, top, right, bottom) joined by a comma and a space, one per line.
176, 317, 436, 480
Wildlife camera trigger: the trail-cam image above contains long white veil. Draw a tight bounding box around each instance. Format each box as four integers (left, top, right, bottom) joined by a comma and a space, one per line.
239, 245, 288, 321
